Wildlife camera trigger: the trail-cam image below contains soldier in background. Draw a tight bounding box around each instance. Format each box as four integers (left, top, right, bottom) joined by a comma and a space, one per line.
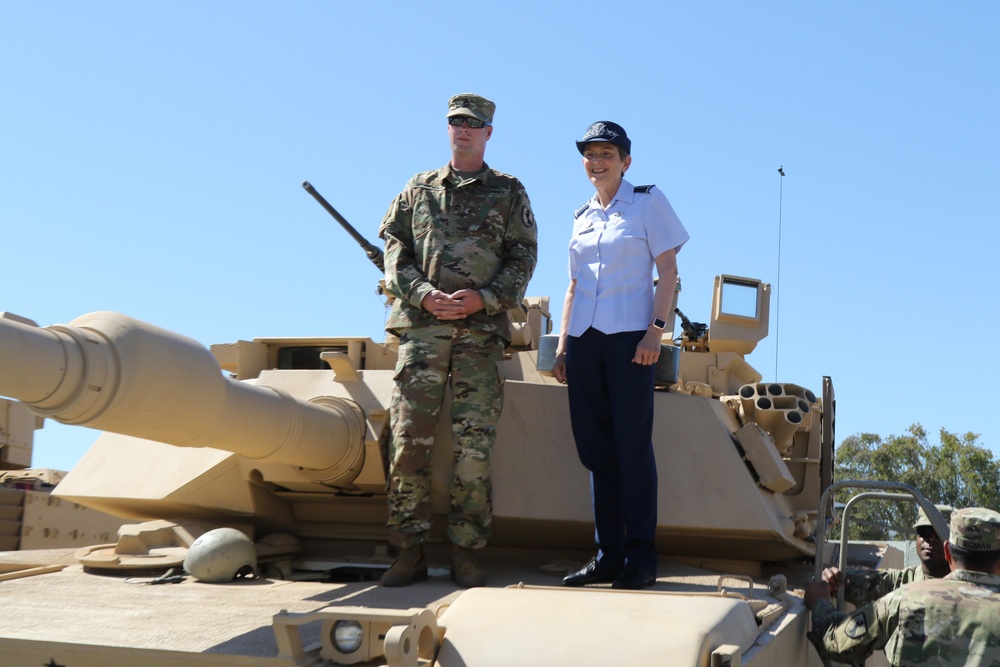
805, 507, 1000, 665
821, 504, 954, 605
377, 93, 537, 588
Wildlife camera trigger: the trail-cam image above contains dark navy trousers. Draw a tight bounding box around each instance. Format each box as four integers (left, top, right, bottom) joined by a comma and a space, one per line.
566, 327, 658, 573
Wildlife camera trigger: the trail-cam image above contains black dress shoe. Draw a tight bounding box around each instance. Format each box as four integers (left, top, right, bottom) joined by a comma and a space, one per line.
612, 564, 656, 590
563, 557, 623, 587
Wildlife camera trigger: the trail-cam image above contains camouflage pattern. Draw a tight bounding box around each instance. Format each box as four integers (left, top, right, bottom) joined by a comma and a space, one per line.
950, 507, 1000, 551
841, 564, 933, 607
839, 505, 955, 606
385, 325, 506, 550
914, 504, 954, 529
379, 162, 538, 343
446, 93, 495, 124
811, 570, 1000, 665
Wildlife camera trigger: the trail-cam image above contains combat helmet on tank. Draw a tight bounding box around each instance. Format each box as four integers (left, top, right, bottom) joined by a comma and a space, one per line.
183, 527, 257, 583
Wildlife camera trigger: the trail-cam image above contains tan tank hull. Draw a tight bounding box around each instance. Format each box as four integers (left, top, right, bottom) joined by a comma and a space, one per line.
0, 276, 845, 666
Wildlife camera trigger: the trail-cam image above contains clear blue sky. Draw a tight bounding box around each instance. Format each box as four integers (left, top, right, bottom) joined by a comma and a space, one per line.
3, 3, 998, 472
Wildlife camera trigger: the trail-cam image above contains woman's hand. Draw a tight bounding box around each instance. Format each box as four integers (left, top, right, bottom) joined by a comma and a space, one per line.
632, 328, 662, 365
551, 351, 568, 384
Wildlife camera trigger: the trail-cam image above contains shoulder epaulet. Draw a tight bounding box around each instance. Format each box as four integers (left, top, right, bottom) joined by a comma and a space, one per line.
574, 203, 590, 219
410, 169, 442, 186
633, 185, 655, 193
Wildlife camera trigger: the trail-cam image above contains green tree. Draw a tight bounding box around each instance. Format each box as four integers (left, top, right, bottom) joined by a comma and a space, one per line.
833, 424, 1000, 540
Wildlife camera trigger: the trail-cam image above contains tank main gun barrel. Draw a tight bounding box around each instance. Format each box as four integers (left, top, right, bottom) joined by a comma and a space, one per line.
0, 312, 366, 484
302, 180, 385, 272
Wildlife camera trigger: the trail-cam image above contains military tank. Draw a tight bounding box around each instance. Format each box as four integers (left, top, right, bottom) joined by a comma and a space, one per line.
0, 190, 845, 666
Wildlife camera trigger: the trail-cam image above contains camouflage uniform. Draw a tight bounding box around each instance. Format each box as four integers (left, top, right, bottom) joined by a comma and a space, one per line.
379, 147, 537, 550
840, 565, 932, 606
840, 505, 955, 606
811, 508, 1000, 666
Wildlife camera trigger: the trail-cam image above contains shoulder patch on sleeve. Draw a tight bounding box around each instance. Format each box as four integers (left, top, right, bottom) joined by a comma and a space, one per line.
574, 203, 590, 219
845, 612, 869, 639
522, 206, 535, 228
633, 184, 655, 193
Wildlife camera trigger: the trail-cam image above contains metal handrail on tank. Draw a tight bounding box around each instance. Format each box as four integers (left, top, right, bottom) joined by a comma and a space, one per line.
0, 312, 367, 485
836, 492, 919, 611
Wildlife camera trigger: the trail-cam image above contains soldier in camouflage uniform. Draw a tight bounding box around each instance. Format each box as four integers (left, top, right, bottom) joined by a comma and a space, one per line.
805, 507, 1000, 666
822, 504, 954, 605
377, 93, 537, 589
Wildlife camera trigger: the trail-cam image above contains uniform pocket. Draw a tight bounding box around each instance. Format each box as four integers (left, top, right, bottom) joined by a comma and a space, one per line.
411, 186, 444, 239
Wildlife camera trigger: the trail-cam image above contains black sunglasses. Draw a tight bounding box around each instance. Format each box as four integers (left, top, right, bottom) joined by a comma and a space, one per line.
448, 117, 489, 129
916, 525, 938, 539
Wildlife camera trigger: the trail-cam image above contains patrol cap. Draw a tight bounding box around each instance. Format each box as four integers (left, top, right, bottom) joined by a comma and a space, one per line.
913, 504, 954, 529
576, 121, 631, 156
446, 93, 495, 124
949, 507, 1000, 551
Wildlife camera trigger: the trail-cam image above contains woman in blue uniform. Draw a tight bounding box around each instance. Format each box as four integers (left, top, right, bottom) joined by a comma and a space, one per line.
552, 121, 689, 590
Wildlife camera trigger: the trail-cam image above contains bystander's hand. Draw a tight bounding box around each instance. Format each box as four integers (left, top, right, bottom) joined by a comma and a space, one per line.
804, 579, 832, 610
821, 566, 845, 596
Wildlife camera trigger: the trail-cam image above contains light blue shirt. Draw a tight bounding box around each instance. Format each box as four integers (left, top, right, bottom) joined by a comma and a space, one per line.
567, 179, 689, 337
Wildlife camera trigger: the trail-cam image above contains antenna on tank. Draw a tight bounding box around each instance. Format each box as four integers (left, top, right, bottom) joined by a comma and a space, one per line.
775, 166, 785, 381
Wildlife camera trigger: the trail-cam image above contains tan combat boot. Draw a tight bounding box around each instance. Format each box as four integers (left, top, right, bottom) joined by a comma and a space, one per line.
451, 546, 485, 588
380, 546, 428, 587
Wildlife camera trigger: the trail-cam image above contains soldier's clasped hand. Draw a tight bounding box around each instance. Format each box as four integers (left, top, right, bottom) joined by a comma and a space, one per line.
422, 289, 485, 320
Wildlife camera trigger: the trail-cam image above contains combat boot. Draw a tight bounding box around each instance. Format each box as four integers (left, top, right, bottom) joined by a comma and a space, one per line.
380, 546, 427, 587
451, 546, 486, 588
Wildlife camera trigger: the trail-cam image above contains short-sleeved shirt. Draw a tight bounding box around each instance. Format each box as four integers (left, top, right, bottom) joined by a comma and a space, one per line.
379, 162, 538, 342
567, 179, 688, 337
811, 570, 1000, 666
